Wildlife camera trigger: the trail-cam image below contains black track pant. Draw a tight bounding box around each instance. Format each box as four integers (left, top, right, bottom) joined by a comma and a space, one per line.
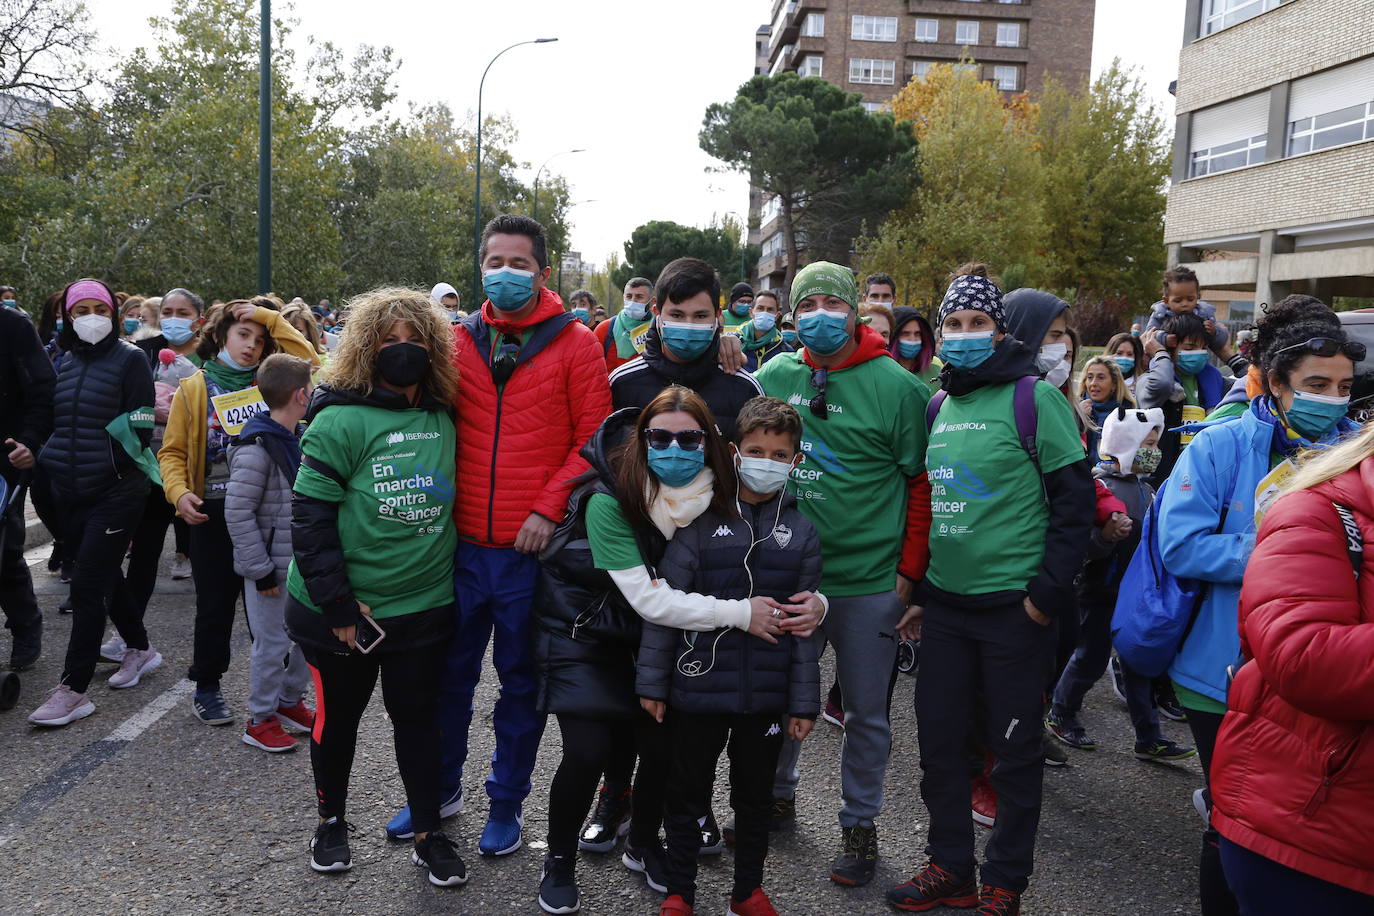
303, 637, 447, 834
125, 485, 186, 612
186, 500, 242, 690
0, 479, 40, 636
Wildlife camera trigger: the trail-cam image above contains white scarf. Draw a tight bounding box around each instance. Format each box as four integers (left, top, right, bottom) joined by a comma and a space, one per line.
646, 468, 716, 540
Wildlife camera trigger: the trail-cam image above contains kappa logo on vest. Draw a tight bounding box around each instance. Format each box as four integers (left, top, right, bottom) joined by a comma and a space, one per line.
764, 722, 781, 738
772, 524, 792, 548
712, 525, 735, 538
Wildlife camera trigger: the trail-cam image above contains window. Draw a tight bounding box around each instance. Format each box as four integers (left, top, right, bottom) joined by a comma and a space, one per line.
994, 66, 1019, 91
849, 58, 896, 85
1287, 57, 1374, 155
862, 101, 885, 114
998, 0, 1023, 4
799, 54, 823, 78
851, 15, 898, 42
912, 60, 934, 79
915, 18, 938, 42
954, 62, 979, 76
761, 195, 781, 224
955, 21, 979, 45
1200, 0, 1285, 36
801, 12, 824, 37
1189, 92, 1269, 177
996, 22, 1021, 47
761, 232, 784, 259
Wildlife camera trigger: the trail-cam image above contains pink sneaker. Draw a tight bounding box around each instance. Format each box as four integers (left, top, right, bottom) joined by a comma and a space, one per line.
28, 685, 95, 727
108, 647, 162, 689
276, 700, 315, 733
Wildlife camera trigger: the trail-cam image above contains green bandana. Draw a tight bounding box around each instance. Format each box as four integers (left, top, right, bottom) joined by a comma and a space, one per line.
202, 356, 257, 391
790, 261, 858, 310
739, 318, 781, 351
105, 407, 162, 485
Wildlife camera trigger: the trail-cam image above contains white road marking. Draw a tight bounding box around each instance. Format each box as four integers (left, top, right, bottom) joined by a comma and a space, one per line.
103, 679, 196, 743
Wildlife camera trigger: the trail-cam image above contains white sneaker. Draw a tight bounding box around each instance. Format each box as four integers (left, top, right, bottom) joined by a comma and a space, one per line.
28, 684, 95, 727
108, 648, 162, 689
170, 555, 192, 580
99, 634, 127, 663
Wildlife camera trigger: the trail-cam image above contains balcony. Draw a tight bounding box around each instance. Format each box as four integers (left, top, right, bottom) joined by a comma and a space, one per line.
908, 0, 1028, 18
904, 40, 1029, 63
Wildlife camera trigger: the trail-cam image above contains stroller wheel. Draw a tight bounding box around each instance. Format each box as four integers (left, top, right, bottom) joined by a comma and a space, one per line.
0, 671, 19, 712
896, 639, 920, 675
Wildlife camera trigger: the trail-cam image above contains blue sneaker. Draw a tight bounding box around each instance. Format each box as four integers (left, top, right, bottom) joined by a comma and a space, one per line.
478, 802, 524, 857
191, 689, 233, 726
386, 786, 464, 841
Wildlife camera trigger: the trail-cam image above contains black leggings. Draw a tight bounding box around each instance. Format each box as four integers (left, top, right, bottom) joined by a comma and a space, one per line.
125, 485, 184, 613
547, 712, 669, 857
1187, 706, 1240, 916
303, 638, 447, 834
186, 500, 242, 689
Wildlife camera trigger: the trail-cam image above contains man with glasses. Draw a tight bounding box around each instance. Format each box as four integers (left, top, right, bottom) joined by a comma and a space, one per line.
754, 260, 932, 888
385, 214, 612, 858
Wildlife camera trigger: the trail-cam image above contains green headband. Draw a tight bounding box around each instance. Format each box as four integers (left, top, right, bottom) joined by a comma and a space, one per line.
790, 261, 858, 310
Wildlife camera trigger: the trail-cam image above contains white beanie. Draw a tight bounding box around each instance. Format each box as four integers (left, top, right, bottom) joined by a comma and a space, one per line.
430, 282, 458, 304
1099, 406, 1165, 472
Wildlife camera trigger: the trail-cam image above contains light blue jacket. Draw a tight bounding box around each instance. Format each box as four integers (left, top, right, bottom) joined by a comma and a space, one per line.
1157, 410, 1271, 703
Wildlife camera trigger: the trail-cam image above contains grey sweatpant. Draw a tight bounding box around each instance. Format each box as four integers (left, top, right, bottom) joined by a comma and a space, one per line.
773, 590, 903, 828
244, 580, 310, 723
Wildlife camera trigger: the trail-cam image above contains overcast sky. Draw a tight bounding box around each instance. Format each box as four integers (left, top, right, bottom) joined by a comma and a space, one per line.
88, 0, 1186, 271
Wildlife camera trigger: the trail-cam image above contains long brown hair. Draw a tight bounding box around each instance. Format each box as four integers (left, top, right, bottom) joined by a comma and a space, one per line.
614, 385, 738, 536
326, 286, 457, 403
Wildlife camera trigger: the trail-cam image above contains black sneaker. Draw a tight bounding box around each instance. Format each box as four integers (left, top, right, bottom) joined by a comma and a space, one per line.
1108, 655, 1127, 703
769, 796, 796, 831
829, 823, 878, 886
1045, 710, 1095, 751
578, 785, 631, 852
9, 622, 41, 671
538, 852, 580, 914
46, 545, 63, 574
310, 817, 353, 872
886, 862, 979, 911
621, 842, 668, 894
1041, 728, 1069, 767
59, 559, 72, 584
0, 671, 18, 712
1154, 681, 1188, 722
1134, 739, 1198, 762
413, 830, 467, 887
58, 596, 73, 615
699, 809, 724, 855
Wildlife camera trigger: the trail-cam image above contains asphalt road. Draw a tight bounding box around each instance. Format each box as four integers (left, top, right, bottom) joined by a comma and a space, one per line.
0, 538, 1202, 915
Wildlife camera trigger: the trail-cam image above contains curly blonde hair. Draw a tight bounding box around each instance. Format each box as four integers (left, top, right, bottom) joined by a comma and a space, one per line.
325, 287, 457, 402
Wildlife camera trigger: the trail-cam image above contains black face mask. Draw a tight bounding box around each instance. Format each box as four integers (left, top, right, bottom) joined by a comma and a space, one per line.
376, 342, 430, 388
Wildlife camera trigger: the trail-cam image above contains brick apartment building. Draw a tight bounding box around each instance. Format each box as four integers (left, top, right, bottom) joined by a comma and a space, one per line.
750, 0, 1097, 292
1165, 0, 1374, 322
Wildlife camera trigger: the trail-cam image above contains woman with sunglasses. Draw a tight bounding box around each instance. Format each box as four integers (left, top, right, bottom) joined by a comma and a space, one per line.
533, 386, 805, 914
1155, 317, 1361, 915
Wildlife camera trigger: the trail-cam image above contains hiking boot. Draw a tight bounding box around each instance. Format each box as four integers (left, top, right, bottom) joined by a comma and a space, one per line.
478, 801, 524, 856
9, 621, 41, 671
538, 852, 580, 914
728, 887, 780, 916
699, 810, 724, 855
108, 647, 161, 689
27, 684, 94, 727
622, 841, 669, 894
829, 823, 878, 886
1154, 681, 1188, 722
1135, 739, 1198, 762
886, 862, 979, 911
970, 776, 997, 828
276, 700, 315, 733
1045, 710, 1096, 751
243, 716, 298, 752
413, 830, 467, 887
975, 884, 1021, 915
579, 785, 631, 852
309, 817, 352, 872
769, 795, 796, 831
98, 633, 126, 663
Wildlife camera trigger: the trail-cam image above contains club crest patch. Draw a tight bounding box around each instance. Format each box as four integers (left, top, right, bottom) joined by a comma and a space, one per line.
772, 524, 792, 549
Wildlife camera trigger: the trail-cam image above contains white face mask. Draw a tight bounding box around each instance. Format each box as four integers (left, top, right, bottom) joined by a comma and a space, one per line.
1045, 358, 1072, 388
736, 454, 793, 495
73, 313, 112, 345
1037, 341, 1068, 375
623, 298, 648, 320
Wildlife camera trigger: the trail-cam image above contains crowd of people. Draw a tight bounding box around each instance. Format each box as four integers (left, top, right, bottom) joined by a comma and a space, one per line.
0, 213, 1371, 916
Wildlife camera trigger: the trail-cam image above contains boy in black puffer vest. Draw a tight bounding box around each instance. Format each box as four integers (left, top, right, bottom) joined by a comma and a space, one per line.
638, 397, 823, 916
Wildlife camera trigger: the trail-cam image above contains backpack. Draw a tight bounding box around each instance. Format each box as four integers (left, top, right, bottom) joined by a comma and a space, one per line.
926, 376, 1046, 503
1110, 431, 1243, 679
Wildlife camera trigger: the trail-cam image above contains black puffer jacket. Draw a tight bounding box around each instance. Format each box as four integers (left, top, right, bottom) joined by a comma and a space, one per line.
635, 495, 822, 718
533, 407, 666, 720
0, 307, 55, 484
38, 330, 153, 500
609, 323, 762, 440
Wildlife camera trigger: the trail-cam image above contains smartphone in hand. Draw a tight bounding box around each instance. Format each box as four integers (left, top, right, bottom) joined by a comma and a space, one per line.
354, 614, 387, 654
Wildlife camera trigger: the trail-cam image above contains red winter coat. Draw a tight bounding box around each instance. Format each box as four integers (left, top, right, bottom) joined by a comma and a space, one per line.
453, 288, 613, 547
1211, 460, 1374, 897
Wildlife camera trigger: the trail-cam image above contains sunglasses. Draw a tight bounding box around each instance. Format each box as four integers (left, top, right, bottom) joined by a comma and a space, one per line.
491, 333, 521, 386
644, 428, 707, 451
809, 368, 829, 420
1275, 337, 1367, 362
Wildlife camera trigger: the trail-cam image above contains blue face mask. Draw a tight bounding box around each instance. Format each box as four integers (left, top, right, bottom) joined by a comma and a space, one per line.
660, 319, 716, 361
482, 266, 536, 313
1113, 356, 1135, 376
1175, 349, 1209, 375
572, 307, 589, 322
161, 316, 195, 345
781, 329, 798, 346
1285, 390, 1350, 439
217, 347, 256, 371
796, 308, 852, 356
898, 339, 923, 360
123, 317, 141, 335
623, 299, 648, 321
940, 331, 997, 369
752, 312, 776, 333
730, 301, 751, 318
647, 443, 706, 488
1, 299, 16, 308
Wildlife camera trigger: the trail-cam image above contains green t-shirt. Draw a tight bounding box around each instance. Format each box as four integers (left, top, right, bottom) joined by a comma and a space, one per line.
756, 352, 930, 596
585, 492, 644, 571
925, 381, 1085, 596
286, 403, 457, 619
1179, 371, 1200, 407
1205, 399, 1248, 421
721, 310, 751, 337
1174, 682, 1227, 715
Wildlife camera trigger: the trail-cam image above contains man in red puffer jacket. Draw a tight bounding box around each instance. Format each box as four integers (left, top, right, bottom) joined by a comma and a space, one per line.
385, 214, 612, 855
1211, 451, 1374, 911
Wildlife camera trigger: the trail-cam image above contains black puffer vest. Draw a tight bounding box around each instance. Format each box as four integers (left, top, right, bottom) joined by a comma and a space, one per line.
533, 407, 666, 720
39, 334, 146, 499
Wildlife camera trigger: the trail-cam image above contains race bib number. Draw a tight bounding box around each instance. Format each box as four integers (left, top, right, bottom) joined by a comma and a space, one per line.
630, 322, 652, 353
1253, 458, 1295, 526
1179, 404, 1205, 446
211, 386, 268, 436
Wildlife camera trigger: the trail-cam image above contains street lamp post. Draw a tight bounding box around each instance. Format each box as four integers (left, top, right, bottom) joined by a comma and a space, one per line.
472, 38, 558, 307
258, 0, 271, 295
532, 148, 585, 223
